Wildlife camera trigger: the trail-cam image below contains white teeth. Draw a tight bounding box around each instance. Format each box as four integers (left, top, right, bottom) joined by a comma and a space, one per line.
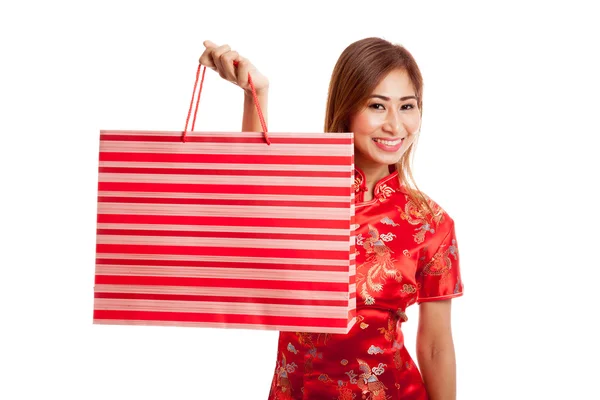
373, 138, 402, 146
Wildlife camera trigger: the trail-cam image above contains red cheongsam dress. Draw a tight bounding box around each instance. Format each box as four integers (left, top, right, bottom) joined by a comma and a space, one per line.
268, 167, 464, 400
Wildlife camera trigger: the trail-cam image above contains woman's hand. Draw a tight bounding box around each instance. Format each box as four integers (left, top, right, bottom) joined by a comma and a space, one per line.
199, 40, 269, 96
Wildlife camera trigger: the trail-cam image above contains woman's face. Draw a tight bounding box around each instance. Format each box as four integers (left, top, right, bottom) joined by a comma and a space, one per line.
349, 68, 421, 169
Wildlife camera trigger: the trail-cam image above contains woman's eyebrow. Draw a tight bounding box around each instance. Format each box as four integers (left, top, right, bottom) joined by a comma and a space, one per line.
370, 94, 418, 101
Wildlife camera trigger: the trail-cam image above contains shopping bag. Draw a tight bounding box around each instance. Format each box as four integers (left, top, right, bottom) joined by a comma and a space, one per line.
93, 63, 357, 333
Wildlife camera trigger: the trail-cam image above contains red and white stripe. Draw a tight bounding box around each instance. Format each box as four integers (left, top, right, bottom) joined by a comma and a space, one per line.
94, 130, 356, 333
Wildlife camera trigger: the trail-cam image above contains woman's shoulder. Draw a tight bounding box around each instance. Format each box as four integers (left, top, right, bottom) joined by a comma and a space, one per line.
418, 194, 457, 251
393, 188, 455, 232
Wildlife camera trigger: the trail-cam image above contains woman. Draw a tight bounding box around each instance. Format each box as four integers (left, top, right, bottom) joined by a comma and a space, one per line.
199, 37, 464, 400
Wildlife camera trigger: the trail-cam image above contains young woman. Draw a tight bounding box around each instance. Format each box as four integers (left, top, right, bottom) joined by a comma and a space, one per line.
199, 37, 464, 400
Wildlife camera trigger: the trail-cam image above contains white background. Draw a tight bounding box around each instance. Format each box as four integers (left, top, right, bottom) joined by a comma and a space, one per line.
1, 0, 599, 399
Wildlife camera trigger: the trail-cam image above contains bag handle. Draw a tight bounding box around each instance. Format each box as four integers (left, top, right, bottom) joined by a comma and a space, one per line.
182, 61, 271, 145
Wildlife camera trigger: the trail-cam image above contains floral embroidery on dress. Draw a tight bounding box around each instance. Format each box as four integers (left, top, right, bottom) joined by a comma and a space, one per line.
271, 352, 297, 399
287, 343, 298, 354
339, 361, 390, 400
294, 333, 332, 374
356, 225, 403, 305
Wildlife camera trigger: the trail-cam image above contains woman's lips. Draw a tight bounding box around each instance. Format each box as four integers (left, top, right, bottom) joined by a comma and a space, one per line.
373, 137, 403, 152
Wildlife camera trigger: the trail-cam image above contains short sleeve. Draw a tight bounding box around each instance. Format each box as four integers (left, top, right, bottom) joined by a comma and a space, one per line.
416, 211, 464, 304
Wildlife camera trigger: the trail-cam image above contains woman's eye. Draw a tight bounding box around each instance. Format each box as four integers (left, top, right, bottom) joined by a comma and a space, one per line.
369, 103, 385, 110
401, 103, 417, 111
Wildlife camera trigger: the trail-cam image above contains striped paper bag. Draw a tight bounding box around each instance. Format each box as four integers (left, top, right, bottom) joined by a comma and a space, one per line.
93, 64, 357, 333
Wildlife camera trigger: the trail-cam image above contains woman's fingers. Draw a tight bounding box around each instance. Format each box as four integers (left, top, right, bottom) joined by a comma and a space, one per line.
198, 40, 269, 94
199, 40, 218, 70
235, 57, 251, 89
220, 50, 241, 83
200, 41, 244, 84
211, 44, 232, 80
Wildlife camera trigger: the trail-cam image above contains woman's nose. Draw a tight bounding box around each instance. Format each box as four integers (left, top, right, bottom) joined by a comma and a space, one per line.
382, 110, 402, 134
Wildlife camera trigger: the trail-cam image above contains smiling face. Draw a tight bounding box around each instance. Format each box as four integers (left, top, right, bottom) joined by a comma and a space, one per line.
349, 68, 422, 171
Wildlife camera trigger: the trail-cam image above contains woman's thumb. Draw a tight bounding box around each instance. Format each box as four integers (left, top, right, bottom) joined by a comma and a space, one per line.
203, 40, 217, 48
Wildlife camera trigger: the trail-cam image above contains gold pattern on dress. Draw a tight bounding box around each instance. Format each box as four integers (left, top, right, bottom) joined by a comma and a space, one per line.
356, 315, 369, 329
378, 316, 408, 369
295, 332, 314, 349
336, 382, 354, 400
400, 284, 417, 294
376, 184, 395, 202
294, 332, 332, 375
393, 349, 403, 370
352, 174, 364, 193
403, 249, 410, 257
316, 333, 332, 346
272, 352, 297, 397
421, 242, 458, 282
356, 233, 365, 246
356, 225, 403, 305
356, 359, 389, 400
379, 232, 396, 242
377, 317, 395, 342
396, 309, 408, 322
397, 195, 444, 244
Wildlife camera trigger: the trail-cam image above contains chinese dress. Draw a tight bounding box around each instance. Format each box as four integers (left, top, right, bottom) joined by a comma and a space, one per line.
268, 167, 464, 400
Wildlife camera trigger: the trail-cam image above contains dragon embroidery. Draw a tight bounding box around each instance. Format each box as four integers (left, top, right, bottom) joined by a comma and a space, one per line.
420, 239, 458, 282
397, 195, 444, 244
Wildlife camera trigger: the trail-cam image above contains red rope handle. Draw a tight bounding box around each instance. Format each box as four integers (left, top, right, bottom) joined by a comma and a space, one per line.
182, 61, 270, 145
191, 66, 206, 132
183, 64, 203, 142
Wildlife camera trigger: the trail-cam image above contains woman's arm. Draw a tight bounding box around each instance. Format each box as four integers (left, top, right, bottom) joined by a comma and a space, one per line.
199, 40, 269, 133
242, 89, 268, 133
416, 299, 457, 400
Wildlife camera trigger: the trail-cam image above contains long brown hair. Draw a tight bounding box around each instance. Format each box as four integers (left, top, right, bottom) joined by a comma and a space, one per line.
324, 37, 436, 221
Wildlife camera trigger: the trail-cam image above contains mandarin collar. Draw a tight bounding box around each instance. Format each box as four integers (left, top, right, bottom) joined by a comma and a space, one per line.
353, 165, 405, 205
